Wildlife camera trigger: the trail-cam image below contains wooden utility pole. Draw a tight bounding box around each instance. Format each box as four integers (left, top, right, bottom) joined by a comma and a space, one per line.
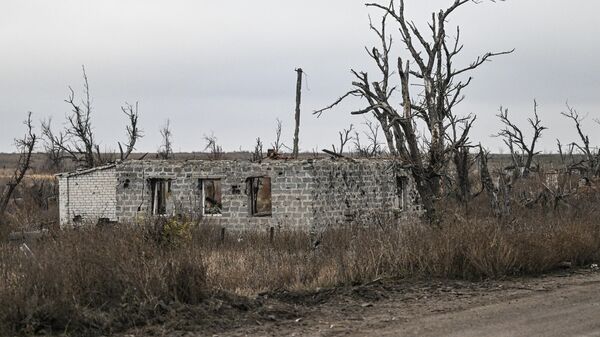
293, 68, 303, 158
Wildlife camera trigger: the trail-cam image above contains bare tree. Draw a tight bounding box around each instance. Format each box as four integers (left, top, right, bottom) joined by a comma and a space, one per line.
204, 133, 223, 160
314, 0, 512, 221
272, 118, 288, 154
64, 66, 97, 167
495, 100, 547, 177
478, 144, 511, 218
354, 119, 385, 157
118, 102, 142, 160
158, 119, 173, 160
560, 104, 600, 177
332, 124, 354, 155
556, 138, 579, 172
252, 137, 264, 162
41, 66, 143, 168
446, 113, 477, 200
453, 146, 472, 201
1, 112, 37, 218
40, 118, 66, 171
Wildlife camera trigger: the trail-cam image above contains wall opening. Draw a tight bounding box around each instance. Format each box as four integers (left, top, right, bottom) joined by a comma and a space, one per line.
199, 179, 222, 216
247, 177, 272, 217
395, 175, 408, 211
149, 178, 171, 215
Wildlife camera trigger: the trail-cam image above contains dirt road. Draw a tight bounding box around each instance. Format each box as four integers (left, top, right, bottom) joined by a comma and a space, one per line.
131, 269, 600, 337
365, 274, 600, 337
225, 271, 600, 337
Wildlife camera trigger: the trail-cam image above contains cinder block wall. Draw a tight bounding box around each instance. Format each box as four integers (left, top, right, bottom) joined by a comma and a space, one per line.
58, 159, 421, 230
115, 160, 315, 231
58, 167, 118, 226
310, 160, 420, 231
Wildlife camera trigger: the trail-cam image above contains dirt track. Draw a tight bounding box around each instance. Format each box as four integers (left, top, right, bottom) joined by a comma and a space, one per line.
231, 270, 600, 337
366, 274, 600, 337
129, 269, 600, 337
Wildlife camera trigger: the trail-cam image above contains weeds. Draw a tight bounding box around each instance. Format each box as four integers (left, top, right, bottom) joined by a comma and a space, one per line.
1, 199, 600, 335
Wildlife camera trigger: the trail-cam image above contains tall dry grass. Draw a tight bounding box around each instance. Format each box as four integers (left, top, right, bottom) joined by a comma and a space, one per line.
0, 228, 206, 335
1, 195, 600, 335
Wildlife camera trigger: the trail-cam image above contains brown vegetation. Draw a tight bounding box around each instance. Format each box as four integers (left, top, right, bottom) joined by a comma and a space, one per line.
1, 191, 600, 336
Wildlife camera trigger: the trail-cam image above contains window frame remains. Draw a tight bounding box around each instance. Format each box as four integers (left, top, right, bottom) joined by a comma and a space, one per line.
247, 176, 272, 217
149, 178, 172, 216
199, 178, 223, 217
394, 175, 408, 211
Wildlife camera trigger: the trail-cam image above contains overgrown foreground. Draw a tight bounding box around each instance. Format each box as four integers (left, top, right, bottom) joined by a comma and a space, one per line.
2, 200, 600, 336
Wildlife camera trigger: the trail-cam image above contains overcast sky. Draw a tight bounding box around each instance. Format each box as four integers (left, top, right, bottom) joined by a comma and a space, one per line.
1, 0, 599, 154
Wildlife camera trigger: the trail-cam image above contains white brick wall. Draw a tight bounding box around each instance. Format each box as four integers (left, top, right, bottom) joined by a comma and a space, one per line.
58, 167, 118, 227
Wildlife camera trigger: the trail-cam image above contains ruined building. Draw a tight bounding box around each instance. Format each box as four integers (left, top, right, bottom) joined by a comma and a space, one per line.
57, 159, 421, 231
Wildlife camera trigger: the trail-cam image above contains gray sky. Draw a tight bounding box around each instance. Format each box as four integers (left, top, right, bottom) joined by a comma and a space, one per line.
1, 0, 599, 154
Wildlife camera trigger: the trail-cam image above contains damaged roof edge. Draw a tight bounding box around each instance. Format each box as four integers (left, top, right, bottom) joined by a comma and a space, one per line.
55, 157, 407, 178
55, 163, 118, 178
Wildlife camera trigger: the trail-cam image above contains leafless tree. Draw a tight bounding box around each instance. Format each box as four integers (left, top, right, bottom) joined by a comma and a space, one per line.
453, 146, 472, 200
40, 118, 66, 171
477, 144, 511, 218
204, 133, 223, 160
560, 104, 600, 177
314, 0, 512, 221
332, 124, 354, 155
41, 66, 143, 168
354, 119, 385, 157
158, 119, 173, 160
495, 100, 547, 177
556, 139, 578, 172
252, 137, 264, 162
118, 102, 142, 160
64, 66, 97, 167
1, 112, 37, 218
272, 118, 288, 154
446, 113, 476, 200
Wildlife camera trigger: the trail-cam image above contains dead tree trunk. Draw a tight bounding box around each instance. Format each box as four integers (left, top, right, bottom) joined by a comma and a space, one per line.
118, 101, 142, 161
453, 146, 471, 202
0, 112, 37, 218
561, 104, 600, 177
158, 120, 173, 160
293, 68, 303, 159
478, 145, 500, 217
314, 0, 512, 223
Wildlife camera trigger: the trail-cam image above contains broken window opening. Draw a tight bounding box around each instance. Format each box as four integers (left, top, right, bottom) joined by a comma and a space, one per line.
199, 179, 222, 216
149, 178, 171, 216
247, 177, 272, 217
395, 176, 408, 211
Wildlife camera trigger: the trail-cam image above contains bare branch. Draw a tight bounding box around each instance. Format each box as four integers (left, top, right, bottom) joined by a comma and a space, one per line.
271, 118, 288, 153
1, 112, 37, 217
495, 100, 547, 175
158, 120, 173, 160
119, 101, 143, 160
333, 124, 354, 155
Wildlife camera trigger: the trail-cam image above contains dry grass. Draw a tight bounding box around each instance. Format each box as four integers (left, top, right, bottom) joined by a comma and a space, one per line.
0, 228, 206, 335
2, 196, 600, 336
